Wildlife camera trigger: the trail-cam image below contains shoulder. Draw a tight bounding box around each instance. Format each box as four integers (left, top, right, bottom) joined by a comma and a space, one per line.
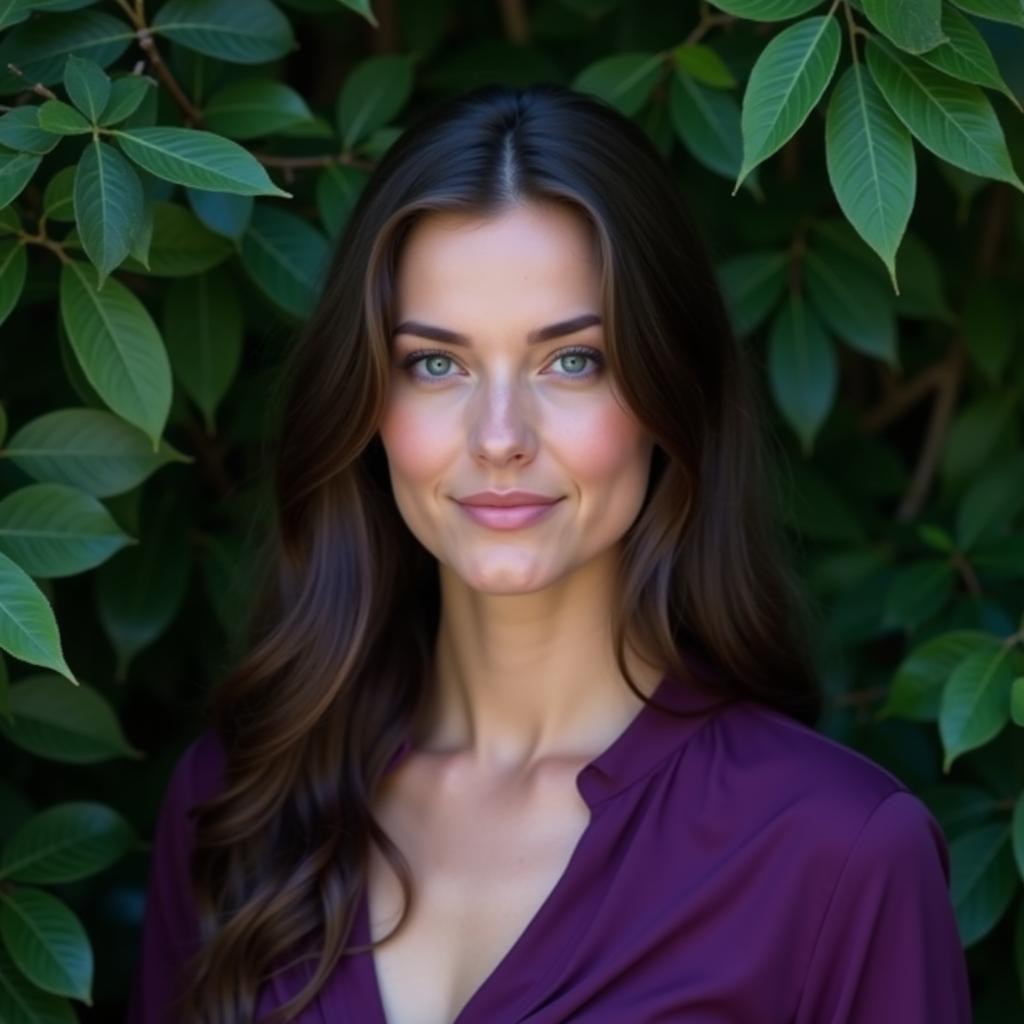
697, 698, 945, 872
161, 726, 229, 818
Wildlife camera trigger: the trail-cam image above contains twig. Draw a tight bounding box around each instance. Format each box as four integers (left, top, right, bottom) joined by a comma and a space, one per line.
498, 0, 528, 44
135, 27, 203, 126
858, 358, 951, 433
896, 338, 966, 521
685, 13, 736, 45
5, 63, 58, 101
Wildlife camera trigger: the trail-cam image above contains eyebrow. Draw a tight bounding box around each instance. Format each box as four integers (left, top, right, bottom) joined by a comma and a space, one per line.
392, 313, 602, 347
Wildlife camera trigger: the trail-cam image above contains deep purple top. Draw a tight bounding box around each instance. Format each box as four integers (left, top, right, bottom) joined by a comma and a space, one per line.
126, 662, 972, 1023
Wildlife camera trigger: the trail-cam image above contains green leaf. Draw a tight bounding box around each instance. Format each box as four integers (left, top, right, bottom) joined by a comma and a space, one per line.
96, 489, 191, 680
336, 54, 414, 150
58, 260, 172, 449
0, 940, 78, 1024
947, 0, 1024, 27
0, 483, 135, 578
0, 204, 19, 234
42, 165, 75, 221
892, 231, 953, 321
151, 0, 296, 64
862, 0, 946, 53
0, 150, 41, 208
0, 552, 75, 684
162, 267, 243, 434
186, 186, 253, 240
672, 42, 737, 89
783, 465, 866, 543
803, 237, 898, 363
881, 558, 956, 631
955, 453, 1024, 551
949, 823, 1017, 945
336, 0, 379, 27
0, 673, 141, 762
705, 0, 824, 19
112, 125, 291, 197
239, 202, 330, 318
670, 70, 762, 196
734, 14, 841, 193
865, 34, 1024, 192
202, 78, 315, 139
963, 278, 1014, 386
571, 52, 664, 117
62, 53, 110, 122
117, 200, 234, 277
0, 11, 133, 95
715, 250, 788, 336
825, 62, 915, 292
0, 236, 27, 328
98, 73, 156, 127
73, 139, 144, 287
1012, 679, 1024, 728
0, 802, 137, 883
0, 650, 8, 726
0, 0, 33, 33
917, 523, 955, 553
767, 289, 837, 455
1013, 793, 1024, 878
2, 408, 189, 498
940, 393, 1016, 487
0, 887, 92, 1003
919, 5, 1021, 110
127, 195, 154, 269
878, 629, 999, 722
940, 644, 1016, 771
0, 106, 62, 154
315, 163, 367, 240
37, 99, 91, 135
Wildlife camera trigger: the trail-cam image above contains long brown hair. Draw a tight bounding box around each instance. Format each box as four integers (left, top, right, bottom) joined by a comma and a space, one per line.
177, 82, 822, 1023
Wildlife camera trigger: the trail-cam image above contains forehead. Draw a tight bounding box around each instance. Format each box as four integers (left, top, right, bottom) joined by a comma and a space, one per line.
394, 202, 601, 318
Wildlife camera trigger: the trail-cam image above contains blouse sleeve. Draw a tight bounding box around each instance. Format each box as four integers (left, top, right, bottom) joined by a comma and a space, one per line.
125, 731, 225, 1024
792, 788, 972, 1023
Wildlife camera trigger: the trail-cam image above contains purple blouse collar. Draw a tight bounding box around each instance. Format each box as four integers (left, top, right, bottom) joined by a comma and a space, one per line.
382, 648, 734, 809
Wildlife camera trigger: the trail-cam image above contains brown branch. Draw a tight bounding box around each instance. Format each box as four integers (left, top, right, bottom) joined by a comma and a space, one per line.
498, 0, 529, 44
685, 13, 736, 45
950, 550, 982, 599
135, 28, 203, 126
5, 63, 58, 101
896, 337, 966, 521
977, 182, 1010, 274
179, 416, 235, 501
18, 231, 71, 264
858, 358, 951, 433
372, 0, 399, 53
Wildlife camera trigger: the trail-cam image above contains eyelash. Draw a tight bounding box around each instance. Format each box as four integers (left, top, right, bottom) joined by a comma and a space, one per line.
399, 345, 605, 384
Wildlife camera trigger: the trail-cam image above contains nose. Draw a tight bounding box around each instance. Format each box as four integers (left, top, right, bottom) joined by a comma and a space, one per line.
467, 375, 538, 465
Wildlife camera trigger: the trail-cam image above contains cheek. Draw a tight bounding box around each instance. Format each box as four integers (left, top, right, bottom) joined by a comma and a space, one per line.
556, 400, 651, 485
377, 395, 454, 484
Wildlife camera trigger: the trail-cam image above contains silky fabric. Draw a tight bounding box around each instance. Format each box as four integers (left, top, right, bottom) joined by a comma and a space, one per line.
126, 657, 972, 1023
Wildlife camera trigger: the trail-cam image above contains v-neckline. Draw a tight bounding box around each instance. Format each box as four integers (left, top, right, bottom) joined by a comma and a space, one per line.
358, 800, 596, 1024
355, 668, 699, 1024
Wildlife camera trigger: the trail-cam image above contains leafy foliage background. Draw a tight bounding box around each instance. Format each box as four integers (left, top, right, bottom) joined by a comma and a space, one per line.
0, 0, 1022, 1019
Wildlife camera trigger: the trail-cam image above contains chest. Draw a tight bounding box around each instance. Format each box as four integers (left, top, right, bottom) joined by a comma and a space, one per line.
364, 759, 592, 1024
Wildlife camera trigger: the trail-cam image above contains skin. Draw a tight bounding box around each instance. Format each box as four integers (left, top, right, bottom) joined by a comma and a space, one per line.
377, 198, 666, 796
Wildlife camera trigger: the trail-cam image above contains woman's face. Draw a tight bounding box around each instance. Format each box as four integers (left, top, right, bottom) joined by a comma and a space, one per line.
377, 200, 654, 594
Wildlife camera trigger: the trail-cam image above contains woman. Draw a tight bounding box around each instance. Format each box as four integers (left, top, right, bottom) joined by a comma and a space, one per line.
127, 83, 971, 1023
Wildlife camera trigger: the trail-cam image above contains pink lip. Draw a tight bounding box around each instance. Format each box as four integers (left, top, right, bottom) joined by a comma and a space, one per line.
457, 490, 560, 507
455, 499, 563, 530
